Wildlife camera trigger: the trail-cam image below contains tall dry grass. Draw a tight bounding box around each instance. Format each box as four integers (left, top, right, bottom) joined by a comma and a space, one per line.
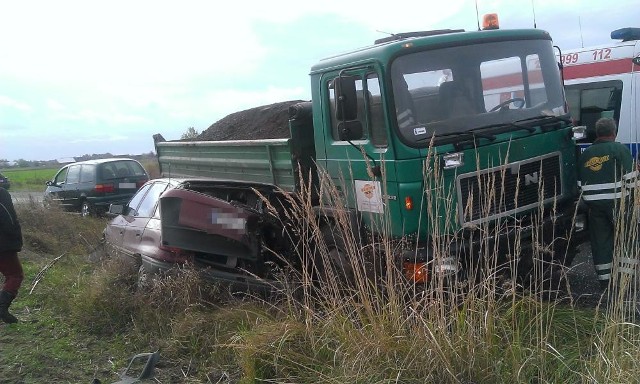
11, 152, 640, 383
227, 150, 640, 383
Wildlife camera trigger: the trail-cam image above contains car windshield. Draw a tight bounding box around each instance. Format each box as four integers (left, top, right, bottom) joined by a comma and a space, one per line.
390, 39, 567, 147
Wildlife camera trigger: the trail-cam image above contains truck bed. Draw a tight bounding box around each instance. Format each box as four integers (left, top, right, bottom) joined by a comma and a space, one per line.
154, 137, 297, 191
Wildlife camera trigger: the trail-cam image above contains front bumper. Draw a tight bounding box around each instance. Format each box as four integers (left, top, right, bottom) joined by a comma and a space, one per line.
402, 203, 589, 278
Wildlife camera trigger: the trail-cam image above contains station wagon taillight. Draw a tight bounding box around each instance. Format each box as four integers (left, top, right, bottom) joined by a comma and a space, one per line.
95, 183, 115, 193
159, 245, 194, 263
136, 179, 148, 188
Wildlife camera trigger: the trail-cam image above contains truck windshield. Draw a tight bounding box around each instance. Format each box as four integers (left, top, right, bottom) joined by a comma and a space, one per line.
390, 39, 567, 147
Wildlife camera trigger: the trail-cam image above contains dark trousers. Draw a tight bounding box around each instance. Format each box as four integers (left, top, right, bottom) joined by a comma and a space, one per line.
0, 251, 24, 295
588, 207, 615, 284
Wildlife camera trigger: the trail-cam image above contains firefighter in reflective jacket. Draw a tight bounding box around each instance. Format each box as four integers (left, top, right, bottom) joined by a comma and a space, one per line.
577, 117, 635, 290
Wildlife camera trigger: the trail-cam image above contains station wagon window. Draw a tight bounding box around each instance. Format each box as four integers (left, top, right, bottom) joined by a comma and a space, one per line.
66, 165, 81, 184
135, 182, 168, 217
327, 73, 386, 146
126, 183, 152, 216
565, 80, 623, 142
79, 164, 95, 182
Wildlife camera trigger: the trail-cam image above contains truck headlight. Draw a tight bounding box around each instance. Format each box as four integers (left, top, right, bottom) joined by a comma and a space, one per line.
572, 126, 587, 140
442, 152, 464, 169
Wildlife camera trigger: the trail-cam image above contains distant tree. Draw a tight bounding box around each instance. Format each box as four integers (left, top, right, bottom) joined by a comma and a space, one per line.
16, 159, 30, 168
181, 127, 199, 140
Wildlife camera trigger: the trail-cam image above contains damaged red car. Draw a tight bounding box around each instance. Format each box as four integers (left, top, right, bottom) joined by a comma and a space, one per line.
103, 178, 292, 288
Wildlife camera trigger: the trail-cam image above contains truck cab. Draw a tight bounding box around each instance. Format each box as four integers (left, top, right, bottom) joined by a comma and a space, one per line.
310, 28, 584, 277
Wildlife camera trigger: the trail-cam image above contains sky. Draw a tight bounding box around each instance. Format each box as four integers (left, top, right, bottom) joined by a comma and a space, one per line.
0, 0, 637, 162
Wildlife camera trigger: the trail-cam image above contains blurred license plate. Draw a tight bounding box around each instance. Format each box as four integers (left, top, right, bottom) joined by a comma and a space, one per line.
119, 182, 136, 189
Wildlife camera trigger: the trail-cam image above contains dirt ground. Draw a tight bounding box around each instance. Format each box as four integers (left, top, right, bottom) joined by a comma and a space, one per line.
195, 100, 306, 141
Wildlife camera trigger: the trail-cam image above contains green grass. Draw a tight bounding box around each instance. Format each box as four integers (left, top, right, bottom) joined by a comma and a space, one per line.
1, 167, 58, 191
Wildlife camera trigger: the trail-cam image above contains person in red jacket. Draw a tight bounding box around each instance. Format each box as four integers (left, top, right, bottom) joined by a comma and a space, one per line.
0, 187, 24, 323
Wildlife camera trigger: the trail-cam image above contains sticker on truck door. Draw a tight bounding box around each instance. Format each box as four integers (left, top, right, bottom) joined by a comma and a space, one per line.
354, 180, 383, 213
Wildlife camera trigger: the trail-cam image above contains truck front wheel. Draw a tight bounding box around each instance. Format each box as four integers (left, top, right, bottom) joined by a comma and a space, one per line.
315, 222, 355, 286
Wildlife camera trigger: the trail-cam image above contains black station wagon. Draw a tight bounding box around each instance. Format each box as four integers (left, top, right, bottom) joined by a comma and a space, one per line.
44, 158, 149, 216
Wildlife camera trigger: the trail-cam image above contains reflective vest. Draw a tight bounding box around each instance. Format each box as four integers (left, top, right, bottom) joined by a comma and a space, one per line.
577, 138, 635, 206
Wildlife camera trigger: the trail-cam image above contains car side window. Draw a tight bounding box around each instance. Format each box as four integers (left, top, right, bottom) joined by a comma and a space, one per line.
135, 183, 168, 217
79, 165, 95, 183
54, 167, 69, 184
66, 165, 81, 184
126, 184, 152, 216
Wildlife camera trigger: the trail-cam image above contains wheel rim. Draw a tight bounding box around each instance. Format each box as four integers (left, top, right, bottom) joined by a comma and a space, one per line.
81, 203, 90, 217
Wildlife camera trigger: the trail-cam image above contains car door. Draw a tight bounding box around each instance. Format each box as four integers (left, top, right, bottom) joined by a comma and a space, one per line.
45, 166, 70, 207
104, 183, 153, 257
121, 181, 170, 262
60, 164, 82, 210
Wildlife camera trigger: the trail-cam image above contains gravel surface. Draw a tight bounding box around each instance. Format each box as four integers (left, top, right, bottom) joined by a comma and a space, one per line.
11, 191, 43, 205
563, 242, 604, 307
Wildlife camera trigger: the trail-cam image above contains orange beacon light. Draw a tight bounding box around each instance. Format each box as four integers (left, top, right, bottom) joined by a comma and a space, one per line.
482, 13, 500, 30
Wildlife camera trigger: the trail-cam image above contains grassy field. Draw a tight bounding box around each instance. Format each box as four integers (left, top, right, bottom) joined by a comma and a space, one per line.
1, 167, 58, 192
1, 166, 639, 383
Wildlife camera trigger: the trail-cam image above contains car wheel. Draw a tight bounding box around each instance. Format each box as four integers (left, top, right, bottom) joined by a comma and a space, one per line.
80, 201, 92, 217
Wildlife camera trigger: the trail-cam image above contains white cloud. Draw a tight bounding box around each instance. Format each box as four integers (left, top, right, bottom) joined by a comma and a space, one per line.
67, 134, 129, 145
0, 95, 31, 112
45, 99, 66, 111
0, 1, 268, 86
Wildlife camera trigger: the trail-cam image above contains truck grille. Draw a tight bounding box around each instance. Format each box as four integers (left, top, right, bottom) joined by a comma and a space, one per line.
456, 152, 562, 225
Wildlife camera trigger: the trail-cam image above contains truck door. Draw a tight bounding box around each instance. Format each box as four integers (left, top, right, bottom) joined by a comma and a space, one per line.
320, 70, 390, 216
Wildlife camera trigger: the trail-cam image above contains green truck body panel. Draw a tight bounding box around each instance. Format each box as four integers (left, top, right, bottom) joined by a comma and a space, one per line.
155, 139, 298, 191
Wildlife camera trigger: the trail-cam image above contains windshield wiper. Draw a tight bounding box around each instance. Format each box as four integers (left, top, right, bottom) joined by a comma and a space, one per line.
416, 130, 495, 145
468, 121, 536, 135
514, 115, 571, 125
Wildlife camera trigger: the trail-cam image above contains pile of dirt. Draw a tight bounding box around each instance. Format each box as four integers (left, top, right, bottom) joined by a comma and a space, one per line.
197, 100, 306, 141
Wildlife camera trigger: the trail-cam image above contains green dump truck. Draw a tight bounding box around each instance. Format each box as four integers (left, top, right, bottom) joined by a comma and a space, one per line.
154, 27, 587, 286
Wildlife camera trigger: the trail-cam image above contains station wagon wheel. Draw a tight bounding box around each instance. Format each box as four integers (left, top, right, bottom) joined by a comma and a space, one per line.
80, 201, 92, 217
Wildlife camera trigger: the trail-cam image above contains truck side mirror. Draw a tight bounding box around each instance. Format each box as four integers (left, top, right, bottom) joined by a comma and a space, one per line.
338, 121, 363, 141
334, 76, 359, 121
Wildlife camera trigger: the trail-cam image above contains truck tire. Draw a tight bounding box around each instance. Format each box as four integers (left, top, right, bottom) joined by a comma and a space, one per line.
315, 222, 355, 286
